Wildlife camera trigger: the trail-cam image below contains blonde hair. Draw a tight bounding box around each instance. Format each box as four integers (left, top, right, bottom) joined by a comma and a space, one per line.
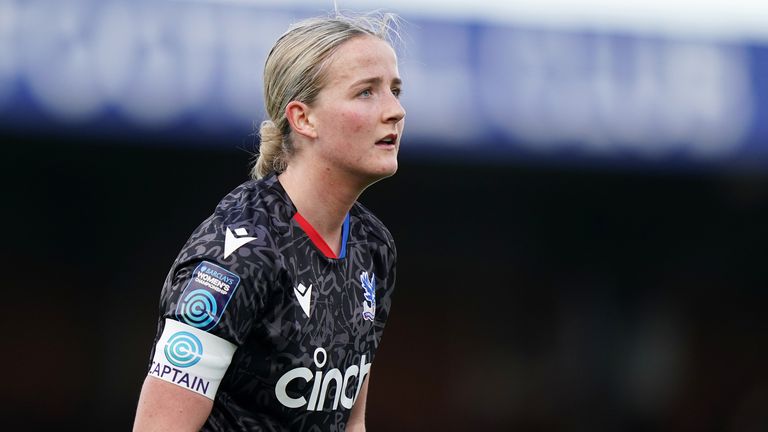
252, 11, 401, 179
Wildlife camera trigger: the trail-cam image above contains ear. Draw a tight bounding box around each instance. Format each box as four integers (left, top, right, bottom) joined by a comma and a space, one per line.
285, 101, 318, 139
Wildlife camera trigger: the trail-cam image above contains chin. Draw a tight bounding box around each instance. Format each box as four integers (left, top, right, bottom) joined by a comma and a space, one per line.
378, 160, 399, 178
361, 162, 398, 187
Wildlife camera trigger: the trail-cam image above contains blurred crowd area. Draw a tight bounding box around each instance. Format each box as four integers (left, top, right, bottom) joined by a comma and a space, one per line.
3, 0, 768, 430
1, 0, 767, 164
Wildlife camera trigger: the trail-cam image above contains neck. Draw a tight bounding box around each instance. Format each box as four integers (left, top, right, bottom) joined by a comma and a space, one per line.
277, 164, 364, 256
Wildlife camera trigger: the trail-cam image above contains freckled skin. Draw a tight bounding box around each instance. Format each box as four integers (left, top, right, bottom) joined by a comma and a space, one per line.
308, 36, 406, 187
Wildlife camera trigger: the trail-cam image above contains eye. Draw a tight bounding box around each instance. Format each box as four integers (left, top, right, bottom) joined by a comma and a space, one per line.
358, 88, 373, 98
391, 87, 402, 98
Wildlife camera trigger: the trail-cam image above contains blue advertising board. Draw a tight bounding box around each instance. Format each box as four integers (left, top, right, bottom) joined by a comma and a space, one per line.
1, 0, 767, 168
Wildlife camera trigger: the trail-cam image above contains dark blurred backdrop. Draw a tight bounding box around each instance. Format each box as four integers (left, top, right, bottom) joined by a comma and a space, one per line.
4, 134, 767, 431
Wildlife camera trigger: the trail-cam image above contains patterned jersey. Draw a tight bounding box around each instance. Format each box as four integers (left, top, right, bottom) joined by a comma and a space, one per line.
146, 173, 397, 431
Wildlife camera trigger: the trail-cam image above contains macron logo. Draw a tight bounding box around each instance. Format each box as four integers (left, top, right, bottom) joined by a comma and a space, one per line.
224, 227, 257, 259
294, 283, 312, 317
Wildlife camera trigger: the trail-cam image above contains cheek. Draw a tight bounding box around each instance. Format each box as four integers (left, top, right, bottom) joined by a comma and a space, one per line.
338, 110, 370, 134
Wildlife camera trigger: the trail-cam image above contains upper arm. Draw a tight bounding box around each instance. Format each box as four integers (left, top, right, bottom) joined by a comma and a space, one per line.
133, 375, 213, 432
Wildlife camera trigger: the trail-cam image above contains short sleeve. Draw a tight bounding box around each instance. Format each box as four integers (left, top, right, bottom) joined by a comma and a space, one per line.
146, 213, 273, 399
160, 253, 265, 347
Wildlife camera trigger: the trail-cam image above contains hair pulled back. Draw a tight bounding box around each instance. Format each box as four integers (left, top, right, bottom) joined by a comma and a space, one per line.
252, 11, 401, 179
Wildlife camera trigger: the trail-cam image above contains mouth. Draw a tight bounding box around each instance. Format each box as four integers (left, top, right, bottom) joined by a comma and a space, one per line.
375, 133, 398, 148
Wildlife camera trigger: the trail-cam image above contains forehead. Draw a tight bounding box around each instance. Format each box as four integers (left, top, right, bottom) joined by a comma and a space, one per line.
323, 36, 399, 85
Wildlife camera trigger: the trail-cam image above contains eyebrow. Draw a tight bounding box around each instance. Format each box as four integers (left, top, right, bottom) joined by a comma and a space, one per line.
350, 77, 403, 88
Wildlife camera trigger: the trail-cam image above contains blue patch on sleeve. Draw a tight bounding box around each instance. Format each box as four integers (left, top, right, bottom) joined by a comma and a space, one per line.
175, 261, 241, 331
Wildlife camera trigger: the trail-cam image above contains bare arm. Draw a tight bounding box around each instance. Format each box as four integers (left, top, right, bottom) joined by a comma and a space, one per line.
133, 375, 213, 432
347, 375, 370, 432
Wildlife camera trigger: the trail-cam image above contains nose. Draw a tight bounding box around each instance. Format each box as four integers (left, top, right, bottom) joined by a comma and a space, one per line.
383, 93, 405, 124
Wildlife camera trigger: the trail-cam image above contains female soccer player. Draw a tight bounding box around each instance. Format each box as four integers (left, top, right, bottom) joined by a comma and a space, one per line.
133, 12, 404, 432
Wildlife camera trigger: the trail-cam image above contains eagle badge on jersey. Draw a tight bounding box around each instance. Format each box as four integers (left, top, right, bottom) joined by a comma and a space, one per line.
175, 261, 241, 331
360, 272, 376, 321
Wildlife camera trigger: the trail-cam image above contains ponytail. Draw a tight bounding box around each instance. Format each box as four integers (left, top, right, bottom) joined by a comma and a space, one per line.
252, 120, 289, 179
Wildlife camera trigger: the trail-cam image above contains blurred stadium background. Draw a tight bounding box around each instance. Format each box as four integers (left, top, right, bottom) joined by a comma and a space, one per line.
3, 0, 768, 430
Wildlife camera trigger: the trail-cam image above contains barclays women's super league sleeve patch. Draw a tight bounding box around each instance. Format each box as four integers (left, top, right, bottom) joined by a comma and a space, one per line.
175, 261, 240, 332
149, 318, 237, 400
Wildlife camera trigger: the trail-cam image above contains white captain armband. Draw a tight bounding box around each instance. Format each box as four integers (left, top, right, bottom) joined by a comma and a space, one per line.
148, 318, 237, 400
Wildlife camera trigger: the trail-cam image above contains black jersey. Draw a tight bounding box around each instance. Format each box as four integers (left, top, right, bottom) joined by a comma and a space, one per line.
146, 173, 396, 431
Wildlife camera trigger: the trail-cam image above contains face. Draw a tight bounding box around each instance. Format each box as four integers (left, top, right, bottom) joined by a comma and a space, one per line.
307, 35, 405, 186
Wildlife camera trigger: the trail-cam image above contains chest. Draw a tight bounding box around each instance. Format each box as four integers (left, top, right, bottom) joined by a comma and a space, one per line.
271, 247, 386, 350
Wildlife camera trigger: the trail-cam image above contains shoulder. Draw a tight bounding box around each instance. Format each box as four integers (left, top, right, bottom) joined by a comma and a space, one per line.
197, 175, 291, 238
178, 176, 292, 274
212, 175, 292, 230
351, 201, 396, 256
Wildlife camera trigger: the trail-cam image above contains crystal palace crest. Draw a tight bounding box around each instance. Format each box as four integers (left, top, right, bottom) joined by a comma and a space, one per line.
360, 271, 376, 322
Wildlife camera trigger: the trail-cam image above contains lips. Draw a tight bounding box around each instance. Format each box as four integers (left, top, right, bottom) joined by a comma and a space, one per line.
376, 133, 398, 145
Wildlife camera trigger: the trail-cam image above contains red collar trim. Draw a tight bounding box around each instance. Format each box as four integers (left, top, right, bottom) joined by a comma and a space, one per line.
293, 212, 337, 259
